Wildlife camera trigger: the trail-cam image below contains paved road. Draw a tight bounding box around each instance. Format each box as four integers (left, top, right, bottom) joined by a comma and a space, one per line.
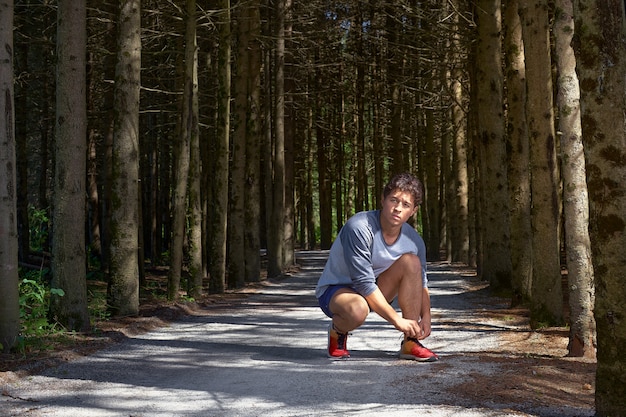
2, 251, 592, 417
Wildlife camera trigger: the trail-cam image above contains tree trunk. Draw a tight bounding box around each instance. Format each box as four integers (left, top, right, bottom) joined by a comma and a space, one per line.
108, 0, 141, 317
87, 104, 102, 261
474, 0, 513, 288
305, 104, 316, 250
316, 55, 332, 249
14, 19, 28, 264
450, 2, 469, 264
424, 108, 441, 261
355, 5, 366, 214
98, 7, 117, 275
244, 0, 262, 283
268, 0, 286, 276
386, 5, 405, 174
283, 0, 295, 269
333, 89, 344, 230
575, 1, 626, 413
229, 1, 249, 288
50, 0, 90, 331
168, 0, 195, 300
185, 0, 203, 298
519, 0, 563, 325
0, 0, 20, 352
554, 0, 596, 358
209, 0, 230, 293
504, 0, 532, 304
439, 117, 449, 259
262, 38, 272, 254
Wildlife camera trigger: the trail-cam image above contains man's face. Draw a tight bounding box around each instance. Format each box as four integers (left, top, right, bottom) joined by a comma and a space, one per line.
380, 190, 417, 227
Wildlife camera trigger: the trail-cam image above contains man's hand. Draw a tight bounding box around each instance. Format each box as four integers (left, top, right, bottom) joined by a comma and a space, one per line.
418, 315, 431, 339
365, 288, 422, 337
418, 288, 433, 339
393, 317, 421, 339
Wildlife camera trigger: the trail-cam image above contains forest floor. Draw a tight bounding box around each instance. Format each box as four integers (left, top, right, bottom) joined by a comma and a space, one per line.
0, 251, 596, 416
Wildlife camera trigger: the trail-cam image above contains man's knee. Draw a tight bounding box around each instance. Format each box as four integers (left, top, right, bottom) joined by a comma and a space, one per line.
397, 253, 421, 275
332, 293, 369, 324
346, 298, 369, 324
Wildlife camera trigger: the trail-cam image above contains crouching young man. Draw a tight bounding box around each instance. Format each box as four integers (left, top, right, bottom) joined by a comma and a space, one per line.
315, 173, 438, 361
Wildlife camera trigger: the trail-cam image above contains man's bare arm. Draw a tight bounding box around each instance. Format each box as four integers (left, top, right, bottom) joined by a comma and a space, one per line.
364, 288, 421, 338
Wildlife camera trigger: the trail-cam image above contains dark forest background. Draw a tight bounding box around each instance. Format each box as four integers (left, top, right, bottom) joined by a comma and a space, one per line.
1, 1, 625, 413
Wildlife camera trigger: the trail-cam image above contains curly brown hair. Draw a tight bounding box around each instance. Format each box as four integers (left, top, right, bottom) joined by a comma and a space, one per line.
382, 173, 424, 206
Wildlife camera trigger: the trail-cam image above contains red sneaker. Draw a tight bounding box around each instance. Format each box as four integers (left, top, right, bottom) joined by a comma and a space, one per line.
399, 337, 438, 362
327, 324, 350, 358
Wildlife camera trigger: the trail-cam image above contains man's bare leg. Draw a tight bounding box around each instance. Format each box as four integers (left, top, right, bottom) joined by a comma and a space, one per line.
329, 289, 369, 333
377, 253, 438, 361
376, 253, 423, 322
326, 288, 369, 358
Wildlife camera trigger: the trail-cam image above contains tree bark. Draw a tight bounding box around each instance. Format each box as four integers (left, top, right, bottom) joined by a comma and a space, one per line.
268, 0, 286, 276
229, 1, 249, 288
504, 0, 532, 304
168, 0, 196, 300
424, 108, 441, 261
14, 13, 28, 264
305, 101, 316, 250
315, 54, 332, 250
186, 0, 203, 297
50, 0, 90, 331
519, 0, 563, 325
283, 0, 295, 269
244, 0, 262, 283
386, 4, 406, 174
474, 0, 513, 288
450, 1, 469, 264
575, 0, 626, 413
209, 0, 230, 293
554, 0, 596, 358
108, 0, 141, 317
354, 5, 366, 214
0, 0, 20, 352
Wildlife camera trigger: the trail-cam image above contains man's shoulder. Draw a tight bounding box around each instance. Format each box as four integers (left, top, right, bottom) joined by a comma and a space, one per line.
401, 222, 420, 235
345, 210, 379, 229
348, 209, 378, 222
400, 223, 425, 245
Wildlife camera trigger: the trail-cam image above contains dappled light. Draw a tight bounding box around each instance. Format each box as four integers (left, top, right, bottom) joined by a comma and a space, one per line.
2, 252, 594, 416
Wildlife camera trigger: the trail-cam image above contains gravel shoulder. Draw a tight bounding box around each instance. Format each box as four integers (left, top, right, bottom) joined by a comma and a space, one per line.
1, 251, 595, 417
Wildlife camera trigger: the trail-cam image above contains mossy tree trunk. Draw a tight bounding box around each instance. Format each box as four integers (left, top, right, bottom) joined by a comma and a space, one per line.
554, 0, 596, 358
504, 0, 532, 305
0, 0, 20, 352
519, 0, 563, 325
474, 0, 513, 289
50, 0, 90, 331
575, 0, 626, 413
108, 0, 141, 317
208, 0, 230, 293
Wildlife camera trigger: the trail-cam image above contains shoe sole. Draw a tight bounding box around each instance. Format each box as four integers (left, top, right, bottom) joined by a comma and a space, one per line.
327, 353, 350, 359
398, 353, 439, 362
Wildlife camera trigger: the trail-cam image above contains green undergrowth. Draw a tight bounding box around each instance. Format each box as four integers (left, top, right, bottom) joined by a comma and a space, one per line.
13, 265, 197, 357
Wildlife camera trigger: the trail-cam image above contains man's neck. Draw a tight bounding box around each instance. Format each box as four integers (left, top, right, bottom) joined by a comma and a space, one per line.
379, 213, 402, 245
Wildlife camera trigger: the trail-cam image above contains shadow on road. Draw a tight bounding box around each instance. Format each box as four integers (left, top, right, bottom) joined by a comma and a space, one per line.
1, 250, 595, 417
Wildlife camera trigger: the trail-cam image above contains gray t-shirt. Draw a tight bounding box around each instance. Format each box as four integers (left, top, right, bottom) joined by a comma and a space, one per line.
315, 210, 428, 299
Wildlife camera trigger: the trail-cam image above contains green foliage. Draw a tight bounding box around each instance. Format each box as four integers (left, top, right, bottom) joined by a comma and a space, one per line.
28, 205, 50, 251
87, 287, 111, 321
180, 294, 196, 303
160, 250, 170, 265
18, 269, 65, 347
